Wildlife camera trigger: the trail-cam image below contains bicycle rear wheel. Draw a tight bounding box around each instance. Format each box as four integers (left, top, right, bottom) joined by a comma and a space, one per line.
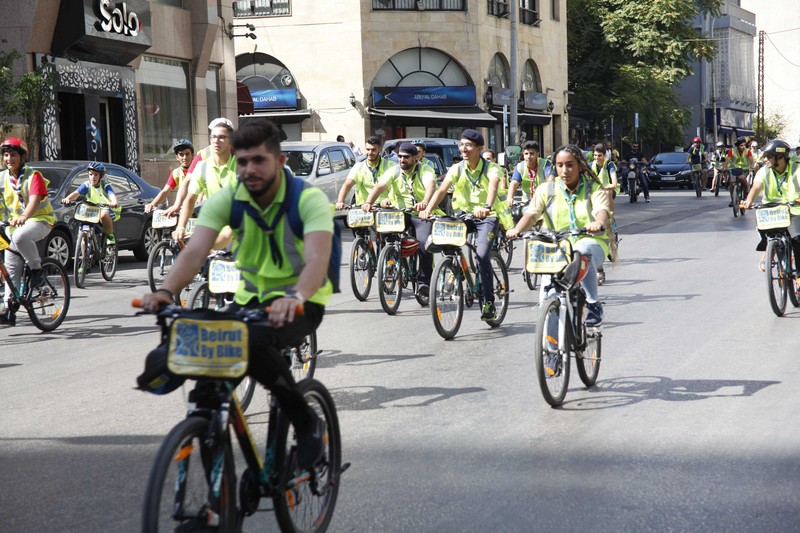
766, 239, 787, 317
523, 270, 539, 291
430, 256, 464, 339
377, 244, 402, 315
236, 377, 256, 412
576, 326, 602, 387
73, 231, 89, 289
731, 185, 739, 217
273, 379, 342, 533
26, 258, 70, 332
187, 281, 228, 311
289, 331, 318, 382
486, 252, 509, 328
147, 240, 180, 294
783, 240, 800, 308
534, 296, 570, 406
349, 236, 373, 301
142, 416, 237, 532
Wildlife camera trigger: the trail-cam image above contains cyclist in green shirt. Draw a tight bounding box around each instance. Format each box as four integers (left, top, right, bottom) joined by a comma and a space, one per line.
141, 119, 332, 469
335, 135, 395, 208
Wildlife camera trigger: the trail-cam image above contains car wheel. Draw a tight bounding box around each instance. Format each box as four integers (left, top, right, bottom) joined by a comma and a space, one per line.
133, 220, 157, 262
45, 228, 72, 268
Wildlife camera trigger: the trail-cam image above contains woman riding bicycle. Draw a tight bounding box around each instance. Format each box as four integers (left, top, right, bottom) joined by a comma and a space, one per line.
741, 140, 800, 272
507, 144, 610, 326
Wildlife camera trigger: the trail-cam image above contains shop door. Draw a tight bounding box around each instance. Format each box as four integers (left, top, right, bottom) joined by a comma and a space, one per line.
58, 92, 86, 161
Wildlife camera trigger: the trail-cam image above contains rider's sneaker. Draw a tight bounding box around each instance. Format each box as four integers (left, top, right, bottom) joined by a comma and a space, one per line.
728, 201, 733, 207
585, 302, 603, 327
0, 309, 16, 326
480, 301, 497, 321
597, 268, 606, 286
107, 234, 116, 246
296, 417, 327, 470
29, 269, 45, 288
645, 197, 651, 203
416, 284, 429, 306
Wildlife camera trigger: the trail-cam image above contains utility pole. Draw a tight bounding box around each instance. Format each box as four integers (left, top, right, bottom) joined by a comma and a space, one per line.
757, 30, 764, 139
509, 1, 518, 146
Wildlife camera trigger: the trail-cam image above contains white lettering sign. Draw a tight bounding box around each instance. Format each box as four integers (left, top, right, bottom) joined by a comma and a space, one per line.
99, 0, 141, 37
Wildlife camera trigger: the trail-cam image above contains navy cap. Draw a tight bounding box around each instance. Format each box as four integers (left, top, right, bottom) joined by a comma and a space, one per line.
398, 142, 419, 156
461, 129, 484, 146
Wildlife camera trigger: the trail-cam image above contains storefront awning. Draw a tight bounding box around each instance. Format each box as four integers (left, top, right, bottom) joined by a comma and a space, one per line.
368, 106, 497, 127
239, 109, 312, 124
736, 129, 755, 137
490, 109, 552, 126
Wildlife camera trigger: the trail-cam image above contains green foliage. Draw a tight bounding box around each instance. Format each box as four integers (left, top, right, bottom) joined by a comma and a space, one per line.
568, 0, 723, 148
14, 68, 55, 160
755, 113, 787, 145
0, 44, 22, 136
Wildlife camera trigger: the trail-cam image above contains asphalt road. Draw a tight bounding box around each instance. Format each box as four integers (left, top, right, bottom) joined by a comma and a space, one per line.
2, 189, 799, 532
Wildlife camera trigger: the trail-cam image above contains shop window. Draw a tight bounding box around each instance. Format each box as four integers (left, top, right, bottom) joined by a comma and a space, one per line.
373, 0, 465, 10
233, 0, 291, 17
206, 66, 221, 123
139, 56, 192, 159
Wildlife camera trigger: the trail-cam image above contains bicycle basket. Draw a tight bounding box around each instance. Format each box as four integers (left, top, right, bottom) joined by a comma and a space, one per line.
431, 218, 467, 247
401, 237, 420, 257
347, 209, 375, 228
525, 236, 572, 274
184, 217, 199, 237
152, 209, 178, 229
74, 203, 101, 223
375, 210, 405, 233
167, 315, 249, 380
756, 205, 791, 231
207, 258, 241, 293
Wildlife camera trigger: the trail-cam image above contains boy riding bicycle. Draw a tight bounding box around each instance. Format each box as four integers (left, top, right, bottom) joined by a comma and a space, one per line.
60, 161, 120, 247
140, 119, 331, 469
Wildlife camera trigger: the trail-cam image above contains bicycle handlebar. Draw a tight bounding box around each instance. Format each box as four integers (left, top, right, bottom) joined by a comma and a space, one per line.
132, 298, 305, 318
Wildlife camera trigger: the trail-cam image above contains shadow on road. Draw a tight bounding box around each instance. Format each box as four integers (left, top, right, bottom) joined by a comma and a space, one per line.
330, 384, 485, 411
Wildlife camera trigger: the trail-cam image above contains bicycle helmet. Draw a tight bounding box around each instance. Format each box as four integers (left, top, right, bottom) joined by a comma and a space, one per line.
87, 161, 106, 174
401, 237, 420, 258
412, 138, 426, 149
629, 158, 639, 164
172, 138, 194, 154
716, 141, 724, 147
693, 136, 702, 143
735, 136, 747, 146
0, 137, 28, 156
761, 139, 791, 160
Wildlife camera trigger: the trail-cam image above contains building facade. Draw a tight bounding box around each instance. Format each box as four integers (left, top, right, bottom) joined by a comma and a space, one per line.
678, 1, 757, 146
232, 0, 569, 154
0, 0, 238, 187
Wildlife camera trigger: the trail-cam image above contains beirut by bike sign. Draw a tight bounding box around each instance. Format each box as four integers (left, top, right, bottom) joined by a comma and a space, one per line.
98, 0, 142, 37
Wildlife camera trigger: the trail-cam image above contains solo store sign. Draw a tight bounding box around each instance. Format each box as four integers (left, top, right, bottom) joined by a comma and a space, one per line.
98, 0, 142, 37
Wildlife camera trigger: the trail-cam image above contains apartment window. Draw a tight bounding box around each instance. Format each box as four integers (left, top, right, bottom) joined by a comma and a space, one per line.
488, 0, 509, 18
373, 0, 466, 11
550, 0, 559, 21
206, 66, 221, 122
520, 0, 539, 25
233, 0, 291, 17
138, 56, 192, 159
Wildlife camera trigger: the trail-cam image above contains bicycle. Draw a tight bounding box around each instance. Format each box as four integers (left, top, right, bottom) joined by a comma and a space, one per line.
712, 168, 727, 197
65, 200, 118, 288
147, 214, 198, 305
428, 214, 510, 339
729, 169, 748, 218
751, 202, 800, 317
344, 207, 382, 301
135, 301, 345, 532
522, 227, 602, 407
373, 207, 426, 315
0, 222, 70, 330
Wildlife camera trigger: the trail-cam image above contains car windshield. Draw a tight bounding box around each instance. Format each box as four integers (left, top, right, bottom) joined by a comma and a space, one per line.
284, 151, 315, 177
652, 153, 687, 165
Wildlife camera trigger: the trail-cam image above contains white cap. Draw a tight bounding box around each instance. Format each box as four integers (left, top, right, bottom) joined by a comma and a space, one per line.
716, 141, 724, 147
208, 117, 234, 130
750, 141, 758, 147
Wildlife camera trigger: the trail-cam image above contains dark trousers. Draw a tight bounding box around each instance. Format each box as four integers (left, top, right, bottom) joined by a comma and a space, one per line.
410, 215, 433, 286
473, 217, 499, 302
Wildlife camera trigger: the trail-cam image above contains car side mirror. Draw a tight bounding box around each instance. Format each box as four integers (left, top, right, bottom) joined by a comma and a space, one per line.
317, 166, 331, 177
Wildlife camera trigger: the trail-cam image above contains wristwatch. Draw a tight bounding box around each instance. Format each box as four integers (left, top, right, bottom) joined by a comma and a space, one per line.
483, 203, 492, 210
284, 289, 305, 304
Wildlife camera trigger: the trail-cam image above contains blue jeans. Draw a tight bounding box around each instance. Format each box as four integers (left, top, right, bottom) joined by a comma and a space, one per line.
573, 239, 605, 303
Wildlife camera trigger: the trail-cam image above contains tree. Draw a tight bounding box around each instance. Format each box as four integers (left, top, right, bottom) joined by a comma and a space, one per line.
0, 44, 21, 136
568, 0, 723, 150
754, 113, 786, 145
13, 67, 55, 161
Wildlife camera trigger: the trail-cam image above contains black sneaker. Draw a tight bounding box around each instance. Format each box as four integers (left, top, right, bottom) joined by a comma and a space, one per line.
480, 301, 496, 321
585, 302, 603, 327
29, 269, 45, 288
416, 284, 429, 306
296, 417, 326, 470
0, 309, 16, 326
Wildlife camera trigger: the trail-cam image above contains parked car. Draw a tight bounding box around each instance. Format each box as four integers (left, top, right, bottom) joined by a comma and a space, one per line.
382, 137, 461, 169
282, 141, 358, 203
20, 161, 162, 267
647, 152, 693, 189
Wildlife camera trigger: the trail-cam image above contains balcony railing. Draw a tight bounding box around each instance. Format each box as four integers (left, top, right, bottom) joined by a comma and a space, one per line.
233, 0, 290, 17
373, 0, 466, 11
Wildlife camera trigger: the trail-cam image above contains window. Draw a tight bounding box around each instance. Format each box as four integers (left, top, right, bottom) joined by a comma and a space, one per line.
550, 0, 559, 21
152, 0, 182, 6
139, 56, 192, 159
373, 0, 465, 10
520, 0, 539, 25
488, 0, 509, 18
206, 66, 221, 123
329, 150, 347, 173
104, 171, 134, 194
233, 0, 291, 17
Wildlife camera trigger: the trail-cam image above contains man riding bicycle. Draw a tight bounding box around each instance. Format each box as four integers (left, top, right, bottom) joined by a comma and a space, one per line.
687, 136, 709, 189
1, 138, 54, 325
725, 136, 754, 208
507, 140, 553, 206
140, 119, 332, 469
709, 141, 727, 193
335, 135, 395, 210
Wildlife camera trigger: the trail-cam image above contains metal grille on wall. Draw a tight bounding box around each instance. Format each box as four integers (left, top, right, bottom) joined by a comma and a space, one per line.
372, 0, 465, 10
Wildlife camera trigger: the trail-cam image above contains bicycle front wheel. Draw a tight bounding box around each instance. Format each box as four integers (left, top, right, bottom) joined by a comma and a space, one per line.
731, 185, 739, 217
495, 231, 514, 268
187, 281, 227, 311
142, 416, 237, 533
273, 379, 342, 533
101, 245, 117, 281
534, 296, 570, 406
486, 252, 509, 328
523, 270, 539, 291
349, 237, 373, 301
430, 256, 463, 339
576, 326, 602, 387
26, 258, 70, 331
694, 173, 702, 197
73, 231, 89, 288
377, 244, 402, 315
236, 376, 256, 412
783, 239, 800, 308
766, 239, 787, 317
147, 240, 180, 293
